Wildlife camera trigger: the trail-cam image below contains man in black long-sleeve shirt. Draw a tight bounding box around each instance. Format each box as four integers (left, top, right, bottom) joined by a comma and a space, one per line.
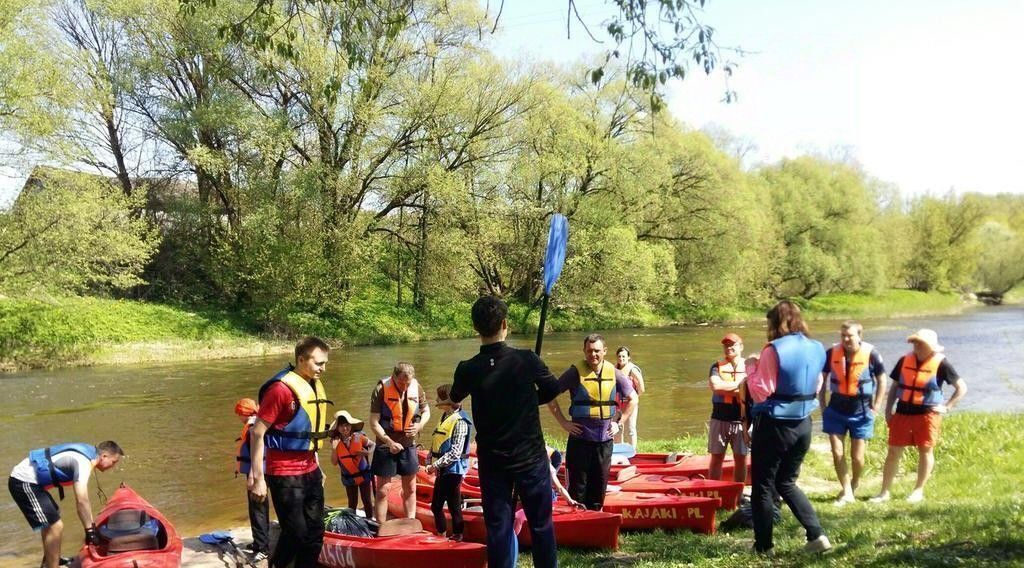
450, 296, 562, 568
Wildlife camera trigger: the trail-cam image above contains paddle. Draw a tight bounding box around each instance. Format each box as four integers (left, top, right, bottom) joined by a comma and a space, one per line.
534, 213, 569, 355
199, 531, 255, 568
612, 442, 637, 459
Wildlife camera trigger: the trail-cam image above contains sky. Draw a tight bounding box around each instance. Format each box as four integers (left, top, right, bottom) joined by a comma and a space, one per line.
3, 0, 1022, 203
483, 0, 1024, 196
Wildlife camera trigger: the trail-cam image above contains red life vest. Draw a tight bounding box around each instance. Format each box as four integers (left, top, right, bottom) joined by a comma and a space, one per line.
712, 360, 746, 405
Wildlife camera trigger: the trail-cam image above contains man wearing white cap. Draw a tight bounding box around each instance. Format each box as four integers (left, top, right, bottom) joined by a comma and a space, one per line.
872, 329, 968, 503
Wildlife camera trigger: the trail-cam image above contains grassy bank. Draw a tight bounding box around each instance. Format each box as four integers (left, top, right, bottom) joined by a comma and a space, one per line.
546, 412, 1024, 567
0, 289, 971, 371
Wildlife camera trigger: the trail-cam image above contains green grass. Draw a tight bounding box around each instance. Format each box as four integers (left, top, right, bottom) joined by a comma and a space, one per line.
794, 290, 965, 319
0, 289, 971, 371
540, 412, 1024, 567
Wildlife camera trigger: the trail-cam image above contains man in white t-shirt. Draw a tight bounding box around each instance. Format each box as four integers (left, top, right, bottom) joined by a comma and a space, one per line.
8, 441, 123, 568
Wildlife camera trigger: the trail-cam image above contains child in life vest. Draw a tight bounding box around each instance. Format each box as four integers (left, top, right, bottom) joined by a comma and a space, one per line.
424, 385, 473, 541
234, 398, 270, 560
329, 410, 375, 519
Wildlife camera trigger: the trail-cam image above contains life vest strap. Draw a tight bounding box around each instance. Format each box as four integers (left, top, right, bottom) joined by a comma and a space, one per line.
574, 400, 618, 406
236, 456, 251, 463
768, 392, 816, 402
898, 383, 932, 393
267, 428, 329, 439
44, 448, 66, 502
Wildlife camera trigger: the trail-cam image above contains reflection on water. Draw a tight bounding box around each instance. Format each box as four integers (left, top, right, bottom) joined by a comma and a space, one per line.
1, 305, 1022, 559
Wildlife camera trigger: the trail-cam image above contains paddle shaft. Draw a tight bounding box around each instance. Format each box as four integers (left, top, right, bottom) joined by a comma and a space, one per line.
534, 294, 550, 355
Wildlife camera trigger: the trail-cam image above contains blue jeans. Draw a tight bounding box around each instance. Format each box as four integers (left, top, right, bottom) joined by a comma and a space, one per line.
477, 455, 557, 568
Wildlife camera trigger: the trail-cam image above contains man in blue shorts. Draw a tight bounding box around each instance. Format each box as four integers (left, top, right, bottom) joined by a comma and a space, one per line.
818, 321, 886, 505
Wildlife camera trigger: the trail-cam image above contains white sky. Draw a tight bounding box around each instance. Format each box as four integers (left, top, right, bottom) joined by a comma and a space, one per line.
3, 0, 1022, 204
486, 0, 1024, 196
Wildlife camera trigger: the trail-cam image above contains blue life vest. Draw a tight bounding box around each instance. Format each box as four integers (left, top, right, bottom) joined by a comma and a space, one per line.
752, 333, 825, 420
258, 365, 332, 452
29, 443, 97, 499
430, 409, 473, 476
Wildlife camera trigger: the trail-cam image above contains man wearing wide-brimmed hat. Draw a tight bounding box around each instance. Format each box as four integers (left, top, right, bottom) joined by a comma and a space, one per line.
872, 329, 968, 504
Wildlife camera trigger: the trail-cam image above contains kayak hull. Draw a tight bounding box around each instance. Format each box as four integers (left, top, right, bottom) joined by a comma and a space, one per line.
78, 485, 183, 568
614, 475, 744, 509
595, 492, 720, 533
319, 530, 487, 568
611, 453, 751, 483
399, 480, 620, 550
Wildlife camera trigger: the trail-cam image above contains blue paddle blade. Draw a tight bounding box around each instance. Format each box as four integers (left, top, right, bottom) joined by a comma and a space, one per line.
613, 443, 637, 458
199, 531, 233, 545
543, 214, 569, 295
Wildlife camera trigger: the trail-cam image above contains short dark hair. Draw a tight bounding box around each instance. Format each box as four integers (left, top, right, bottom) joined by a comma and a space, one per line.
295, 336, 330, 361
766, 301, 810, 341
97, 441, 124, 456
583, 333, 605, 348
471, 296, 507, 337
616, 346, 631, 356
393, 362, 415, 378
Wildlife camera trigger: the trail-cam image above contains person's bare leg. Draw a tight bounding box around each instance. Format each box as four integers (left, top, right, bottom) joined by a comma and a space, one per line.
850, 438, 867, 496
42, 519, 63, 568
828, 434, 851, 500
709, 453, 725, 481
907, 447, 934, 502
872, 445, 904, 502
732, 452, 747, 484
402, 474, 417, 519
374, 476, 393, 521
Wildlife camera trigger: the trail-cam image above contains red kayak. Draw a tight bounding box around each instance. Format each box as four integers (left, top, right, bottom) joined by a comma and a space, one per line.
610, 453, 750, 482
595, 491, 719, 533
319, 530, 487, 568
78, 484, 182, 568
392, 481, 620, 550
611, 469, 744, 509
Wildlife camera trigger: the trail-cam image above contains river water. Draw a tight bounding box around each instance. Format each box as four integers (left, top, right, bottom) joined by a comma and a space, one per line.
2, 306, 1022, 561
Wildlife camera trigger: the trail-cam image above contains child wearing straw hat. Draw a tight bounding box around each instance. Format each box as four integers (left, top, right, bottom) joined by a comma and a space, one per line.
329, 410, 375, 519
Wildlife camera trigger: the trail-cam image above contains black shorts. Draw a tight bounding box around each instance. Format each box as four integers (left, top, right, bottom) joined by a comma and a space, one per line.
371, 444, 418, 478
8, 477, 61, 530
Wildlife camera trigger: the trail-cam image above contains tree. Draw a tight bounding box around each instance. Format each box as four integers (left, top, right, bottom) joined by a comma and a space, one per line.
0, 169, 156, 294
973, 221, 1024, 302
902, 193, 983, 292
759, 157, 887, 299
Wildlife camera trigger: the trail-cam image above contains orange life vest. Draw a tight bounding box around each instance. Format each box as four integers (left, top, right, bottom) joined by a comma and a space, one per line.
897, 353, 946, 407
712, 359, 746, 405
335, 433, 370, 485
828, 343, 873, 397
379, 377, 421, 433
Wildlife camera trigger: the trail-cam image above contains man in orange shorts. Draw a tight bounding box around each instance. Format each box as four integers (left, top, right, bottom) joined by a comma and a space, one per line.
871, 329, 967, 504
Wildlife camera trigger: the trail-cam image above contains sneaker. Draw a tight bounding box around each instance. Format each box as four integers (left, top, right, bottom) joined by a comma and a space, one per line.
834, 493, 855, 507
449, 534, 464, 543
750, 545, 774, 557
869, 493, 891, 503
906, 490, 925, 503
250, 552, 269, 568
805, 535, 833, 554
40, 557, 73, 568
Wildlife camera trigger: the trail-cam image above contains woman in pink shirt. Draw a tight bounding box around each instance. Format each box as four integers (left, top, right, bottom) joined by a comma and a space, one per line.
745, 301, 832, 556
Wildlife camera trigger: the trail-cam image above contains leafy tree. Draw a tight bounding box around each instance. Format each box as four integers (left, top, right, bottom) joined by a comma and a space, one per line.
0, 169, 156, 294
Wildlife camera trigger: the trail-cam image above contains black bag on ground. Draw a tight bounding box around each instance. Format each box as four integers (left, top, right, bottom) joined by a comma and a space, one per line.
719, 495, 782, 532
323, 507, 378, 537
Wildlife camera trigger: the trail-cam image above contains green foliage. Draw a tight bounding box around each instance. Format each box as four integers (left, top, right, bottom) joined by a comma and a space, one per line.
0, 0, 1017, 370
0, 170, 156, 295
973, 220, 1024, 296
760, 157, 888, 299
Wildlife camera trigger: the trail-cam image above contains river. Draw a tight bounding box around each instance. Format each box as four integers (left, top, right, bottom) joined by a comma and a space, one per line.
2, 306, 1022, 561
